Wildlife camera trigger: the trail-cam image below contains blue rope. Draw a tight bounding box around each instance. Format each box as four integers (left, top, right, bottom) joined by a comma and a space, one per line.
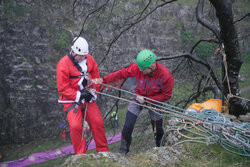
97, 84, 250, 157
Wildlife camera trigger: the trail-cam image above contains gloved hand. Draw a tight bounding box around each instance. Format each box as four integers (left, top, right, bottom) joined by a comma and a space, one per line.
136, 95, 145, 104
80, 89, 94, 102
91, 78, 104, 84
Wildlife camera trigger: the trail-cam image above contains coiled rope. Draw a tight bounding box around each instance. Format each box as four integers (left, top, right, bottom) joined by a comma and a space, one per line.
93, 82, 250, 157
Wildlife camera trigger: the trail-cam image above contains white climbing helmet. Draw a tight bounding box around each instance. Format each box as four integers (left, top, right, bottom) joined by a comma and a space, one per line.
71, 37, 89, 55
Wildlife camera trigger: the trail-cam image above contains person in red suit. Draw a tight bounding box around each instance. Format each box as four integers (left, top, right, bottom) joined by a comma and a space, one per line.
56, 37, 109, 154
93, 49, 174, 155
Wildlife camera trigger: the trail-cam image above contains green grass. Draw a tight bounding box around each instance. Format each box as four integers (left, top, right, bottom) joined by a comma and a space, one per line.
180, 142, 250, 167
171, 123, 250, 166
1, 123, 249, 167
130, 153, 161, 167
0, 106, 128, 165
0, 137, 71, 162
29, 155, 71, 167
116, 106, 127, 128
104, 105, 127, 131
170, 80, 214, 108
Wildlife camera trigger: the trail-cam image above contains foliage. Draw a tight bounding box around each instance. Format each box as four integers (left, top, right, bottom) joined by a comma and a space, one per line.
195, 42, 217, 60
170, 77, 214, 108
181, 30, 195, 44
3, 0, 28, 21
87, 22, 97, 38
181, 30, 218, 60
55, 32, 70, 50
47, 25, 58, 38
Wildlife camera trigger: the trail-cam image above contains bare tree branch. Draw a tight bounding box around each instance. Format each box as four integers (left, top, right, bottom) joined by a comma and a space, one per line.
98, 0, 177, 66
157, 53, 222, 91
190, 39, 219, 53
72, 0, 77, 18
102, 79, 126, 120
78, 0, 110, 37
196, 0, 221, 42
171, 58, 185, 75
234, 12, 250, 24
176, 85, 219, 108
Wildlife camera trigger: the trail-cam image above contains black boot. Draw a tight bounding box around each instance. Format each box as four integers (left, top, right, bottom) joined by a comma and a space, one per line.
120, 111, 137, 154
151, 119, 164, 147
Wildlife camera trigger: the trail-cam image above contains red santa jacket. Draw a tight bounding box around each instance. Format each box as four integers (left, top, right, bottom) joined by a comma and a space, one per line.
57, 54, 100, 104
103, 62, 174, 103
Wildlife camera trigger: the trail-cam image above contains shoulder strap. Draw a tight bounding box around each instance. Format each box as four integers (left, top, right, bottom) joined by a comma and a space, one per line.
68, 53, 82, 72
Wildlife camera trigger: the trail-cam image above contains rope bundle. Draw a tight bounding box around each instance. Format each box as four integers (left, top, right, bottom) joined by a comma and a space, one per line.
94, 82, 250, 156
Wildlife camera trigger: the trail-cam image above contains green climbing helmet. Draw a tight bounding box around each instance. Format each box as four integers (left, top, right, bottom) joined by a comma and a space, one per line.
136, 49, 157, 69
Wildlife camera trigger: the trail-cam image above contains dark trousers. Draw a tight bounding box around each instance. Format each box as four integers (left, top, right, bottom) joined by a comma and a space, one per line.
120, 111, 137, 154
151, 119, 164, 147
120, 111, 164, 154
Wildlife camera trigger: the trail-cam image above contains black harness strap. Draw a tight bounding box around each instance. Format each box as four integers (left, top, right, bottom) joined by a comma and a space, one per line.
69, 75, 84, 79
68, 53, 88, 79
65, 103, 79, 114
68, 53, 83, 72
65, 53, 89, 115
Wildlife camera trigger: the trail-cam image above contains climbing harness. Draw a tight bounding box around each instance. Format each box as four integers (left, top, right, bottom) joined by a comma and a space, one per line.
65, 103, 79, 114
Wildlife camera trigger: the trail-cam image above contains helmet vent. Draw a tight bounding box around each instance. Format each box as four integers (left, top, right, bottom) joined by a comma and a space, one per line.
144, 55, 152, 62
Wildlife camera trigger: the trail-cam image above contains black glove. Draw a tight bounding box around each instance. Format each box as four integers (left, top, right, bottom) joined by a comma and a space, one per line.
80, 89, 94, 102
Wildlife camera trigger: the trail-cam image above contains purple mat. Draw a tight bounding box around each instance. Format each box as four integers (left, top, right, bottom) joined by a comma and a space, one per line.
0, 133, 121, 167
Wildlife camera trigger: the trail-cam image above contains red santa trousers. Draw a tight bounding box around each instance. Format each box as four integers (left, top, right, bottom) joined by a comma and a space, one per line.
64, 101, 109, 154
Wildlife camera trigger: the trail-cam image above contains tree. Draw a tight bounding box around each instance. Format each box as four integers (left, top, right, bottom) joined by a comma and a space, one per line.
74, 0, 249, 117
197, 0, 250, 117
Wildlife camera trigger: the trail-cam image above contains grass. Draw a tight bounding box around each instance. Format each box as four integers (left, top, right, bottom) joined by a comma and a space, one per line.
130, 153, 161, 167
29, 155, 71, 167
180, 142, 250, 167
1, 119, 249, 167
0, 136, 71, 161
104, 105, 127, 133
0, 106, 129, 165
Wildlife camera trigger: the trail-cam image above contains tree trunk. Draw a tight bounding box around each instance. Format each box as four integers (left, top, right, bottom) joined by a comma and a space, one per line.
209, 0, 249, 117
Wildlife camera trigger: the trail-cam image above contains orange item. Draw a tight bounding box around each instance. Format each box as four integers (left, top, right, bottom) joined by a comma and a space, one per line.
187, 99, 228, 114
